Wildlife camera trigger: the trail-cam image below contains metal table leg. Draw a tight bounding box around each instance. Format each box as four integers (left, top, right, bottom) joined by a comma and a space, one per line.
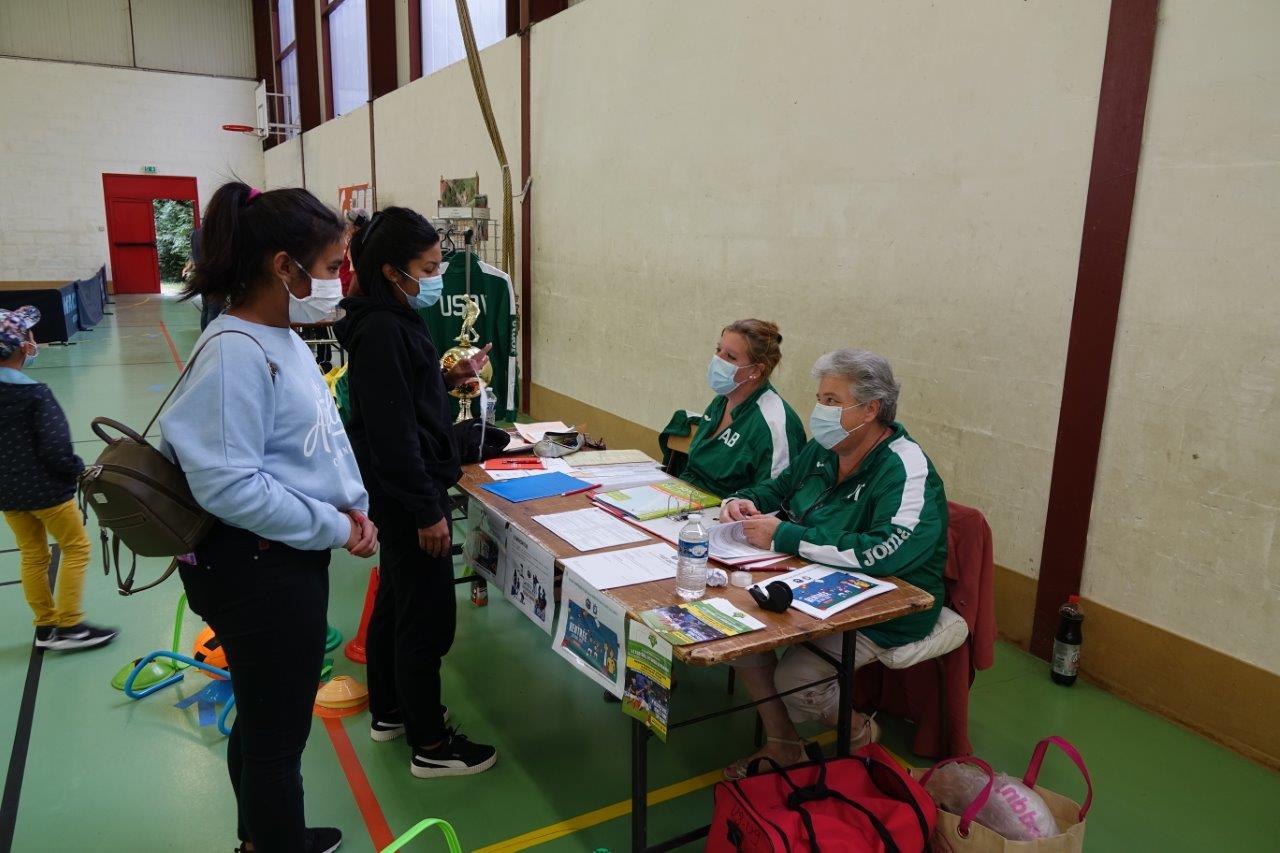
835, 629, 856, 756
632, 717, 650, 851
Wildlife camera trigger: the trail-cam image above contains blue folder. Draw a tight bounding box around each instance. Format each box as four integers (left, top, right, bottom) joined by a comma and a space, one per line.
479, 471, 595, 503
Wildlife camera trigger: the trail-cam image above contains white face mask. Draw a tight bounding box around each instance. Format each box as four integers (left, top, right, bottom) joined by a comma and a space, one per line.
809, 401, 867, 450
284, 259, 344, 324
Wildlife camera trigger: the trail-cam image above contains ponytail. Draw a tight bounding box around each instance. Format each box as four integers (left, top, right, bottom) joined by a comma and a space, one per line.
183, 182, 345, 307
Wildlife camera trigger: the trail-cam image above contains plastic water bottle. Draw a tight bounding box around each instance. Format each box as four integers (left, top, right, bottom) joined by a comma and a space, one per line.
675, 513, 710, 600
1050, 595, 1084, 686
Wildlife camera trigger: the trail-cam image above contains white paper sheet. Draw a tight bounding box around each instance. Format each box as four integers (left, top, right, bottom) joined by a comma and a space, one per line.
503, 527, 556, 634
552, 569, 628, 697
531, 508, 651, 552
571, 463, 670, 490
560, 542, 679, 590
561, 449, 657, 466
707, 519, 786, 564
514, 421, 573, 443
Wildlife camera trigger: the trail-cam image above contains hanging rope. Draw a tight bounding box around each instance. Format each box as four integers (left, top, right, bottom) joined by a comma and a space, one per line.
454, 0, 516, 281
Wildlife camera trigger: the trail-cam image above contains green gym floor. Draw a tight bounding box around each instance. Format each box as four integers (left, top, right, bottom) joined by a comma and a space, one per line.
1, 295, 1277, 852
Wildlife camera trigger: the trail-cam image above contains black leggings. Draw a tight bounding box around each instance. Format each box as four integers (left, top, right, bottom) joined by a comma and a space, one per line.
179, 523, 330, 852
365, 499, 457, 748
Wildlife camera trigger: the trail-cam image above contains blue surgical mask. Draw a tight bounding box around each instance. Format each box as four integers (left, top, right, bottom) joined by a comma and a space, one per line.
809, 402, 867, 449
398, 268, 444, 309
23, 343, 37, 367
707, 355, 751, 396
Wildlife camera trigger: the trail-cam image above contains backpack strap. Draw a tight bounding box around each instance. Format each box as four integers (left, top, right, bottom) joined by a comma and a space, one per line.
142, 329, 278, 439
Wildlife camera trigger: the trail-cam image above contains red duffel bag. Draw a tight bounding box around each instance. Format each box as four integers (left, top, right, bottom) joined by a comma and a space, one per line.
708, 743, 937, 853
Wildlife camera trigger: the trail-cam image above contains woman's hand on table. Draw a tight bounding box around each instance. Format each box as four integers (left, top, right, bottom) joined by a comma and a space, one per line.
741, 515, 781, 549
722, 498, 761, 521
345, 511, 379, 557
418, 518, 452, 557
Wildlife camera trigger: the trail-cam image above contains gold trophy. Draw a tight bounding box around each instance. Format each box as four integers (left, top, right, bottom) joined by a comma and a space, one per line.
440, 294, 493, 422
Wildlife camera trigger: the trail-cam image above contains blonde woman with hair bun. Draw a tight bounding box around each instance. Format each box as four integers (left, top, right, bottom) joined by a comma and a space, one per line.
678, 319, 806, 498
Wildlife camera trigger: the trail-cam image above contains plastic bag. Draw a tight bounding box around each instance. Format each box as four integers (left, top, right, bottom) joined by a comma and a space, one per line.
924, 761, 1059, 841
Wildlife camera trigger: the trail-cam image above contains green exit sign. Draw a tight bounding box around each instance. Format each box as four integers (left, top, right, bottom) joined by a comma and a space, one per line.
141, 165, 158, 174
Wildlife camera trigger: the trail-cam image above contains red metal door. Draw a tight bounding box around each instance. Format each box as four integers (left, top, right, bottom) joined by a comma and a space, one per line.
102, 174, 199, 296
108, 198, 160, 294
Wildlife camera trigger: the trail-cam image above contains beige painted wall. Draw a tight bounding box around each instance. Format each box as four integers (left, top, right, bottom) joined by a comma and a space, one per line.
1083, 0, 1280, 674
301, 105, 375, 206
372, 33, 521, 244
529, 0, 1110, 579
264, 137, 306, 190
264, 105, 374, 200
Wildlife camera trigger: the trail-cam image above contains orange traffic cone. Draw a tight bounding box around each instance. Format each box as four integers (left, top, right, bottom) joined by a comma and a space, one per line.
345, 566, 379, 664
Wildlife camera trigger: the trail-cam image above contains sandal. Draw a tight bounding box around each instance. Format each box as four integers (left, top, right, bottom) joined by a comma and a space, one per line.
723, 737, 808, 781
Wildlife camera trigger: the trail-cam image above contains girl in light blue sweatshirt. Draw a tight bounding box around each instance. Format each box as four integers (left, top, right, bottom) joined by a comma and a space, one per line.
160, 182, 374, 853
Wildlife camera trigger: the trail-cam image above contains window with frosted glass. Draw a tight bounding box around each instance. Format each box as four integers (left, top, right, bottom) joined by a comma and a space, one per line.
327, 0, 369, 117
421, 0, 505, 77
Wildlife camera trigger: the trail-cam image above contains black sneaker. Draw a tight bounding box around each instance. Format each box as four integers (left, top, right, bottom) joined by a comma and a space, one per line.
410, 728, 497, 778
44, 623, 118, 651
33, 626, 55, 649
305, 827, 342, 853
370, 706, 449, 742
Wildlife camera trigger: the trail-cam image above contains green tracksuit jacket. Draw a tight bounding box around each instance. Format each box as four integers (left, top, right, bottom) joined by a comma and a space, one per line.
731, 423, 947, 647
680, 383, 806, 499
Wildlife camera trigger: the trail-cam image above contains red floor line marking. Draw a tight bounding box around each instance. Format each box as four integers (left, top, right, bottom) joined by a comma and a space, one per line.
323, 716, 395, 850
158, 319, 185, 372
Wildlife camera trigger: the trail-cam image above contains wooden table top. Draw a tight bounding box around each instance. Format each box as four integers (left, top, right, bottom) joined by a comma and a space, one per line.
456, 463, 935, 667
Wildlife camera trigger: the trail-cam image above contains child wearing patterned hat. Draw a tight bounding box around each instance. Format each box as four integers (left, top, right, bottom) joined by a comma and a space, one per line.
0, 306, 117, 651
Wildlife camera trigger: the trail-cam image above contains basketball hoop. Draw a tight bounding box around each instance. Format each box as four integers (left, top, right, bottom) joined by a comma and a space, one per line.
220, 83, 300, 141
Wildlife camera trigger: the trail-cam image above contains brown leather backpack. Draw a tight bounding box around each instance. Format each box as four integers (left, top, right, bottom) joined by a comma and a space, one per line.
79, 330, 276, 595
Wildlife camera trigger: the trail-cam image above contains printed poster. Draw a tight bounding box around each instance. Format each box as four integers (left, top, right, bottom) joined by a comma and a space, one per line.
552, 569, 627, 697
505, 526, 555, 635
464, 500, 509, 589
623, 620, 673, 741
640, 597, 766, 646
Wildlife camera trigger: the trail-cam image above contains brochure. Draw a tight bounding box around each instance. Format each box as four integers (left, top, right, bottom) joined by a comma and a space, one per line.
504, 527, 555, 634
463, 501, 509, 588
552, 569, 628, 697
754, 565, 896, 620
640, 597, 766, 646
622, 620, 673, 741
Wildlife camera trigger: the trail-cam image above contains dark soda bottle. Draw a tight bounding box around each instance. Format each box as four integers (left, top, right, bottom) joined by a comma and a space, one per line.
1050, 595, 1083, 686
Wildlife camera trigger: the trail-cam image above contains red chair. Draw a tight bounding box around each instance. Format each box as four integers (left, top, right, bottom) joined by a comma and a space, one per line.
853, 502, 996, 758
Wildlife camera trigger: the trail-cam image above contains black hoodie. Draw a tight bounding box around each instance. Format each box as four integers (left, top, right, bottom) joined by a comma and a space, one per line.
335, 298, 460, 528
0, 377, 84, 512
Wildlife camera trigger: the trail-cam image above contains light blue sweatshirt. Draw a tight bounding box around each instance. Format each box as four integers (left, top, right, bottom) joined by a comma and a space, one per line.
159, 314, 369, 551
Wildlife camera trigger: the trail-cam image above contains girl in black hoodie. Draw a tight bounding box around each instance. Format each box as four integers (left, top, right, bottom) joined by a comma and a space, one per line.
335, 208, 497, 778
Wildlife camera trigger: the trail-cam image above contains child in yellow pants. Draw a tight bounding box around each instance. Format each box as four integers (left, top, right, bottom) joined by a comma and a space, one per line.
0, 307, 116, 651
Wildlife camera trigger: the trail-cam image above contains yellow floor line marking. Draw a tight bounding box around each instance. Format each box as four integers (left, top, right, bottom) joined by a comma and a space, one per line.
474, 732, 910, 852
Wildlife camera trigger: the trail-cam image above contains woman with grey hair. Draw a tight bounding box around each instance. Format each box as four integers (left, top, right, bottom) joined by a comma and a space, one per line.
719, 348, 949, 778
